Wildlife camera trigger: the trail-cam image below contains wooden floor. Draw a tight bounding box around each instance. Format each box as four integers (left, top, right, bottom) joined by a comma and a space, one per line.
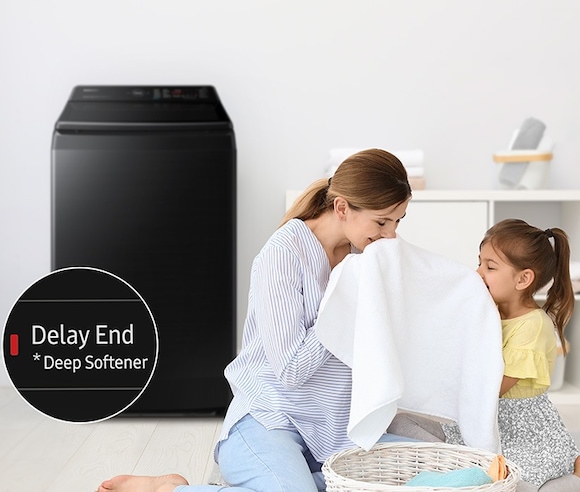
2, 384, 579, 492
0, 386, 223, 491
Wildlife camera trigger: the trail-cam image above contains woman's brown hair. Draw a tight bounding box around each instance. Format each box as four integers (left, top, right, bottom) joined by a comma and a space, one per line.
480, 218, 575, 355
280, 148, 411, 227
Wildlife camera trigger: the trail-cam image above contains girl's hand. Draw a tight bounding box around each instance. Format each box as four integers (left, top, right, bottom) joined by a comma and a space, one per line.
499, 375, 519, 396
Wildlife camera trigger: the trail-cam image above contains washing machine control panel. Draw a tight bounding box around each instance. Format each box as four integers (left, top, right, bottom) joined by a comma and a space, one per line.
71, 86, 214, 102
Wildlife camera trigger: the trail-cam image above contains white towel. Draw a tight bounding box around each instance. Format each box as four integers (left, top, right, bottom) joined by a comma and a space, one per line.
315, 237, 503, 453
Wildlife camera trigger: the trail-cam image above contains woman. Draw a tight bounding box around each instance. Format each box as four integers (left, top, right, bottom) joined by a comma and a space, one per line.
97, 148, 412, 492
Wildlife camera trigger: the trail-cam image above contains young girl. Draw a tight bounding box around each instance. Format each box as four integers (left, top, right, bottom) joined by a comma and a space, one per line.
97, 148, 414, 492
389, 218, 580, 490
475, 219, 579, 488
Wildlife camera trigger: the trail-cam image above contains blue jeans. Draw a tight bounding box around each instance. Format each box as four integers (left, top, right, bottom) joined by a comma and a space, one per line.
174, 414, 413, 492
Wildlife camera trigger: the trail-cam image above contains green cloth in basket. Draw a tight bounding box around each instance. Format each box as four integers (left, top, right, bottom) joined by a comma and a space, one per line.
405, 467, 493, 487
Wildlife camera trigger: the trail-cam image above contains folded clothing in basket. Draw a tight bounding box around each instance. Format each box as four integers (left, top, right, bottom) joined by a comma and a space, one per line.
405, 467, 493, 487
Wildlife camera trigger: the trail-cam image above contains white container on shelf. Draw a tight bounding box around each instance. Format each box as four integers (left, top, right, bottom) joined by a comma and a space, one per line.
493, 150, 552, 190
493, 134, 554, 190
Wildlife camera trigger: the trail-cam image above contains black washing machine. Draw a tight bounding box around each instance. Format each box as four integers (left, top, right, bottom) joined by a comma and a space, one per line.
51, 86, 236, 414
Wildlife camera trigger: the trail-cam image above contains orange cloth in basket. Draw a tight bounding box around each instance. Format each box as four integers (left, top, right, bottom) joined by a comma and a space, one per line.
488, 455, 508, 481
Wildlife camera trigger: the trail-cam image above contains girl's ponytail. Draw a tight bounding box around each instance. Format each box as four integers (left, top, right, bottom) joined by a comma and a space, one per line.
543, 228, 575, 356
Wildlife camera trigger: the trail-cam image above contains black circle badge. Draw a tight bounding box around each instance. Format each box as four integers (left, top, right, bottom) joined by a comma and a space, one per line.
2, 267, 158, 423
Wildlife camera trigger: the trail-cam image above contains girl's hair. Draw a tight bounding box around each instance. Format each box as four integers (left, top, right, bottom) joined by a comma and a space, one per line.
280, 148, 412, 227
480, 218, 574, 355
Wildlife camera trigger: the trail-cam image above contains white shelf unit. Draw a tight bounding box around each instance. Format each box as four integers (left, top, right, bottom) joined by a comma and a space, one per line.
286, 189, 580, 404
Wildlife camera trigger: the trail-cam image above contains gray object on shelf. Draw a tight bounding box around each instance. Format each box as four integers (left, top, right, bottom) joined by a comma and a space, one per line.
498, 117, 546, 188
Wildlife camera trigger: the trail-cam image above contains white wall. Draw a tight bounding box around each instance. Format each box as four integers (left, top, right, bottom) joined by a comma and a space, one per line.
2, 0, 580, 386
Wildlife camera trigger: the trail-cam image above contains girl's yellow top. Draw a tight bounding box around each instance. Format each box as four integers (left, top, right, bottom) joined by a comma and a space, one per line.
501, 309, 557, 399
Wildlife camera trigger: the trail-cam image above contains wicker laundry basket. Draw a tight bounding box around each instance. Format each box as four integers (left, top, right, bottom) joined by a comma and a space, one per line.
322, 442, 521, 491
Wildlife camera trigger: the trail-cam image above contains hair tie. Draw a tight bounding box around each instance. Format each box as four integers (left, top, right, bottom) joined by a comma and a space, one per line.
328, 177, 332, 186
544, 228, 554, 238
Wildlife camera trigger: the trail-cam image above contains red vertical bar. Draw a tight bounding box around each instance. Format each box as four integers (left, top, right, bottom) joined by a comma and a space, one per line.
10, 334, 19, 356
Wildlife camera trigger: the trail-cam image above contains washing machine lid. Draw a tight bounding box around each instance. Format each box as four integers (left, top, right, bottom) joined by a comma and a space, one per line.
55, 86, 233, 132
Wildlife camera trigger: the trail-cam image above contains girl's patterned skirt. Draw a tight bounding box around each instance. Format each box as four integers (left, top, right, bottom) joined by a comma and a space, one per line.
443, 392, 579, 486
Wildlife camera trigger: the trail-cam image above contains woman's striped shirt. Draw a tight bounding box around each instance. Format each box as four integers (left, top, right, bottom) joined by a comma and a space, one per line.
218, 219, 354, 462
